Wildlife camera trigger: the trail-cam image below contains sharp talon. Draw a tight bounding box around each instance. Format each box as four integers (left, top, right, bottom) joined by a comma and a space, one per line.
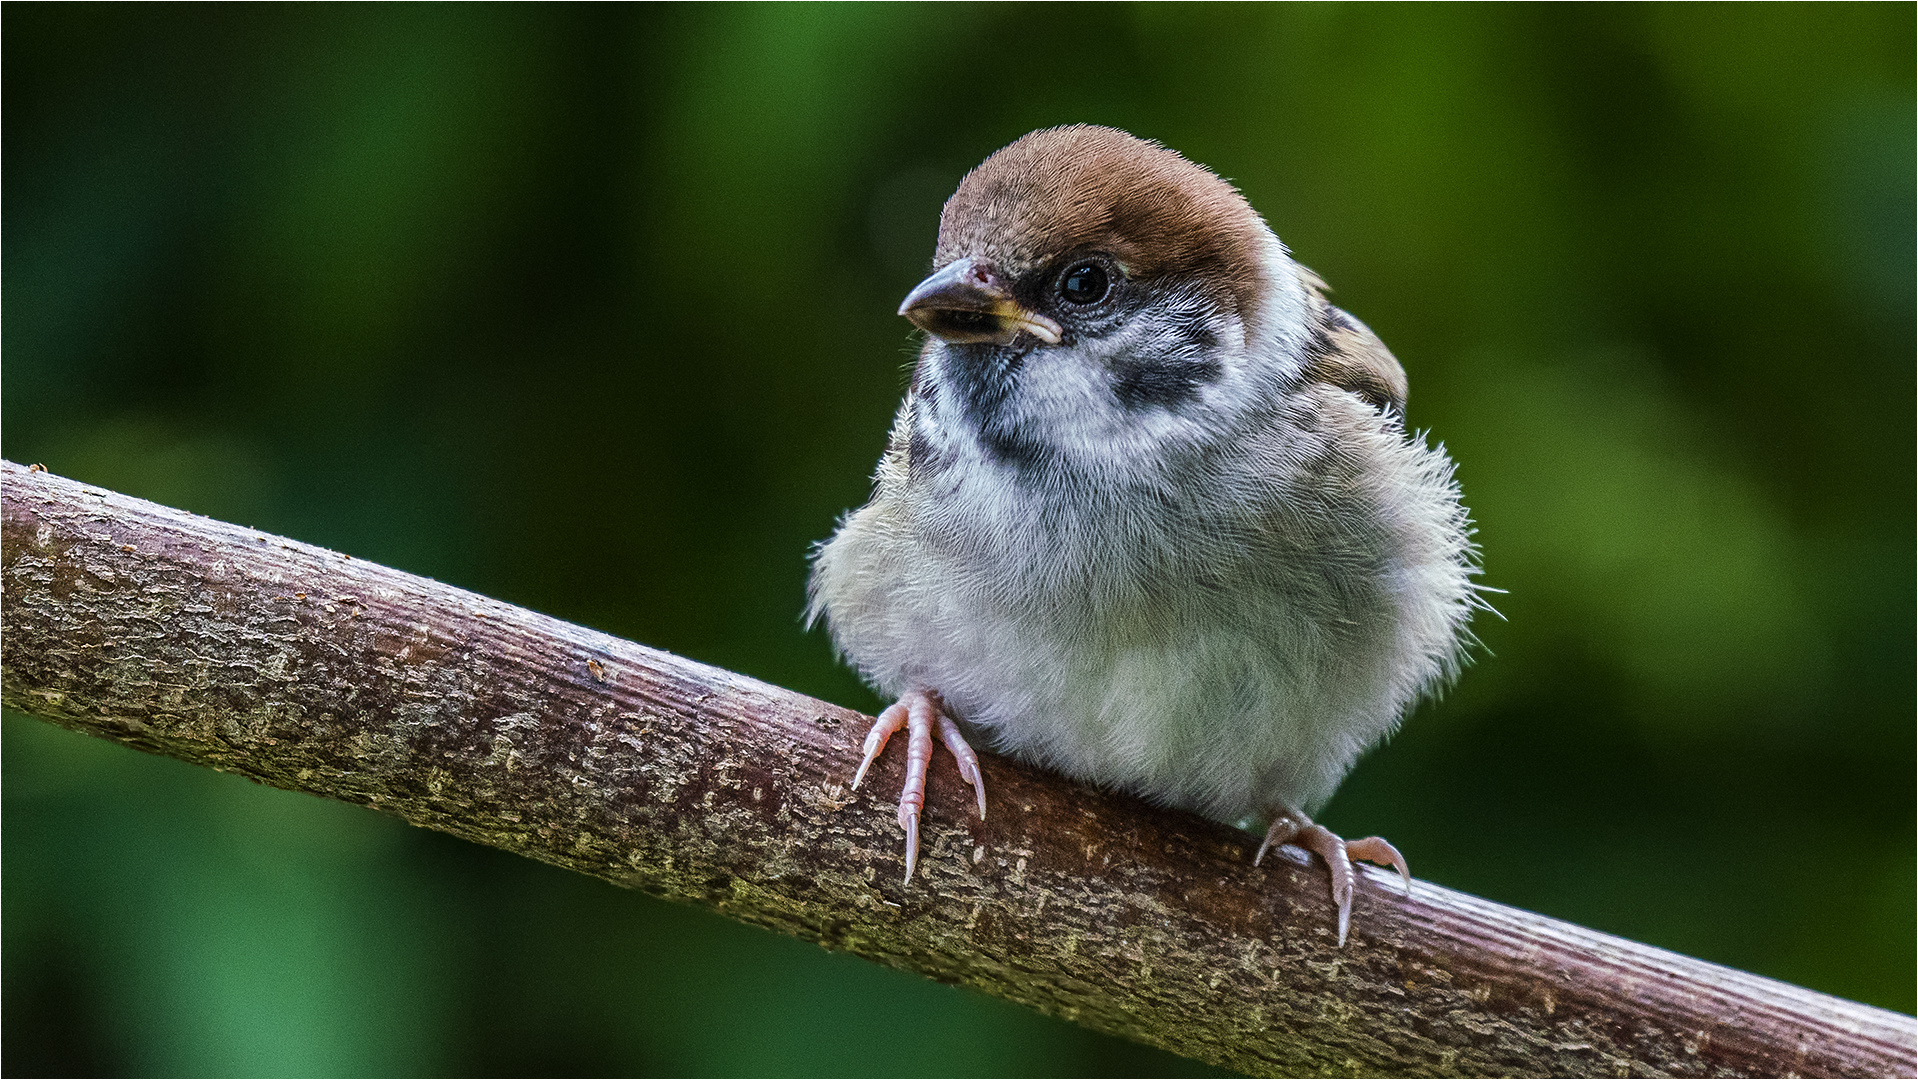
958, 759, 986, 820
1267, 814, 1402, 948
856, 690, 989, 884
933, 712, 988, 821
1254, 838, 1271, 866
902, 809, 920, 883
1328, 860, 1356, 948
852, 704, 908, 792
1347, 836, 1411, 896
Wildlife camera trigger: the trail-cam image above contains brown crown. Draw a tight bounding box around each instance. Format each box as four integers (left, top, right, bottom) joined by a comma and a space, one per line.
934, 126, 1269, 319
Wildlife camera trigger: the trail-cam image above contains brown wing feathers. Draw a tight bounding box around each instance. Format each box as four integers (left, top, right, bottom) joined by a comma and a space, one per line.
936, 127, 1408, 417
1297, 270, 1408, 415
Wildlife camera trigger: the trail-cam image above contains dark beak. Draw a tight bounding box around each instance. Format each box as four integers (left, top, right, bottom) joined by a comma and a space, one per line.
898, 257, 1063, 345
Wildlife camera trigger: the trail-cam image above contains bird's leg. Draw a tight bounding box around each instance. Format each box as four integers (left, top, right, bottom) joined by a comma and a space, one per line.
850, 689, 986, 883
1256, 806, 1410, 947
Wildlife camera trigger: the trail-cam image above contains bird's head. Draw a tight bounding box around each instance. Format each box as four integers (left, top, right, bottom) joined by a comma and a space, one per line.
900, 126, 1314, 479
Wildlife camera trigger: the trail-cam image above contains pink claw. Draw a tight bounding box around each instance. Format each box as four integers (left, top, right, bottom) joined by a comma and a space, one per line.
1257, 809, 1411, 948
850, 689, 987, 882
1346, 835, 1411, 896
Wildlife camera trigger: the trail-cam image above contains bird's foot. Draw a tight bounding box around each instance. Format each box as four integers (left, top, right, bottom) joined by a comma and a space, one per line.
1256, 807, 1409, 947
851, 689, 986, 882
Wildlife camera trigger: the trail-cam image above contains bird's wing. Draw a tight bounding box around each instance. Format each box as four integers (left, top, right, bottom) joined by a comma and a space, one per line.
1296, 269, 1408, 416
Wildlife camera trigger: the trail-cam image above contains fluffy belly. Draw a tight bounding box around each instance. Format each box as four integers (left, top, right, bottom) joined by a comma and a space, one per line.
921, 606, 1384, 823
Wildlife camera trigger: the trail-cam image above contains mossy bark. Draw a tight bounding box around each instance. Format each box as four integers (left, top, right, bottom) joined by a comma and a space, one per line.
4, 460, 1911, 1078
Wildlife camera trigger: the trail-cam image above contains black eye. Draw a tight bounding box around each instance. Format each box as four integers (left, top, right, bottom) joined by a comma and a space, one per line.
1058, 262, 1110, 305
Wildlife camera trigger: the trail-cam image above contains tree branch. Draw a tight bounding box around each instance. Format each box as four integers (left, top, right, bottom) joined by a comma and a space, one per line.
2, 459, 1910, 1078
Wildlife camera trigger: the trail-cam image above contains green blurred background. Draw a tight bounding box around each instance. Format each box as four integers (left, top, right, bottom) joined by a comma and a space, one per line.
4, 4, 1912, 1076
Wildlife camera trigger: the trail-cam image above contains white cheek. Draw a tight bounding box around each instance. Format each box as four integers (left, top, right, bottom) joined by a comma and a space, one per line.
1248, 229, 1311, 380
1005, 308, 1267, 471
919, 237, 1311, 481
1007, 361, 1178, 470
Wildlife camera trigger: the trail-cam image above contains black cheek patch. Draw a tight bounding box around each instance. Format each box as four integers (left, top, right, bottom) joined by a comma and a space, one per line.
907, 422, 956, 480
942, 343, 1021, 413
978, 418, 1057, 474
933, 343, 1059, 476
1108, 354, 1223, 410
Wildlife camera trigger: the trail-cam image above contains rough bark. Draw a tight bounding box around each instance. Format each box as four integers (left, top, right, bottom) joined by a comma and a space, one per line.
2, 459, 1911, 1078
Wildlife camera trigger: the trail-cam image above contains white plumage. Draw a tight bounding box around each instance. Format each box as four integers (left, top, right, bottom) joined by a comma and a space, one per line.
807, 126, 1481, 940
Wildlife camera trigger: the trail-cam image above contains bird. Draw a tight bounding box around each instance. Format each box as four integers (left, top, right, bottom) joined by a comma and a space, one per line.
807, 125, 1481, 945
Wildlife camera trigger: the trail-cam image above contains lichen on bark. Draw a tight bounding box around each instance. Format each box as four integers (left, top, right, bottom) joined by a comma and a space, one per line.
4, 460, 1912, 1078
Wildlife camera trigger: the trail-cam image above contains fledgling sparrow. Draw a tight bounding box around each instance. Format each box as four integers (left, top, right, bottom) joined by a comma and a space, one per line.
809, 126, 1481, 944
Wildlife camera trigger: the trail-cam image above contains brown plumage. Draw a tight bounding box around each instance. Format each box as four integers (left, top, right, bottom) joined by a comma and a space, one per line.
935, 125, 1268, 322
1299, 269, 1409, 415
812, 126, 1481, 947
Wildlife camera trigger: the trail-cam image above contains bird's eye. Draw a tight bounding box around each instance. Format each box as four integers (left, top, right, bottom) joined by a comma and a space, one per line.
1058, 262, 1110, 305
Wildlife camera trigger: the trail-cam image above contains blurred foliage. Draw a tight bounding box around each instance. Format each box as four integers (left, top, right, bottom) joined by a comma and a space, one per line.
4, 4, 1912, 1076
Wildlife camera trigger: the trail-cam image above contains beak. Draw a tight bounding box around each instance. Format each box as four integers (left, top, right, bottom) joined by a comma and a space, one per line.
898, 257, 1063, 346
